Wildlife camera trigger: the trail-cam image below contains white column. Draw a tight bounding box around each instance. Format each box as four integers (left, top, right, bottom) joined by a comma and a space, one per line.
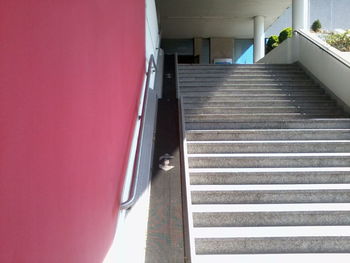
254, 15, 265, 63
293, 0, 309, 30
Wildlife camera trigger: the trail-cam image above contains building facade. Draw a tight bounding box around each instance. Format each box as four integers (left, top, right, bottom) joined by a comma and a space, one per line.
267, 0, 350, 36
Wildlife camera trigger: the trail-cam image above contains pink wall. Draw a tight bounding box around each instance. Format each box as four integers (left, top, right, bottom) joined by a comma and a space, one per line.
0, 0, 145, 262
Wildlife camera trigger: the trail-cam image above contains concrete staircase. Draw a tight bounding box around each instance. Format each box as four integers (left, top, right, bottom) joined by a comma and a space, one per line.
178, 64, 350, 262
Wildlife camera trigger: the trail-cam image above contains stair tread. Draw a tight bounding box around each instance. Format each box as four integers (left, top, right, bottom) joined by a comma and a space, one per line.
193, 211, 350, 227
191, 203, 350, 212
195, 236, 350, 254
193, 226, 350, 238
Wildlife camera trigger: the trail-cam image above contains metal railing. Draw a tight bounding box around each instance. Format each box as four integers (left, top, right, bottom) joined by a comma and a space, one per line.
120, 54, 157, 210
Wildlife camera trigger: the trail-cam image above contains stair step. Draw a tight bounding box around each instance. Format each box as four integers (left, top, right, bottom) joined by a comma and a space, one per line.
180, 87, 321, 92
179, 72, 309, 79
181, 82, 312, 88
187, 141, 350, 153
182, 95, 328, 102
180, 80, 314, 86
188, 154, 350, 168
181, 91, 324, 97
186, 129, 350, 141
180, 76, 310, 81
179, 66, 302, 69
178, 71, 305, 76
190, 184, 350, 191
178, 64, 299, 67
185, 120, 350, 130
179, 72, 306, 77
183, 101, 336, 108
185, 114, 347, 122
191, 203, 350, 212
191, 189, 350, 204
193, 226, 350, 238
189, 170, 350, 185
193, 211, 350, 227
180, 87, 322, 92
185, 108, 339, 114
195, 236, 350, 254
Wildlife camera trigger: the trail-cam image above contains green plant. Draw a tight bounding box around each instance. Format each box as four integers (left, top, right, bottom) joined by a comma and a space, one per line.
311, 19, 322, 32
265, 28, 293, 54
266, 35, 279, 53
278, 27, 293, 43
325, 30, 350, 52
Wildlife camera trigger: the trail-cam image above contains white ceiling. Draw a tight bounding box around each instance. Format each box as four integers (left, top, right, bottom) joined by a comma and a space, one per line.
157, 0, 292, 38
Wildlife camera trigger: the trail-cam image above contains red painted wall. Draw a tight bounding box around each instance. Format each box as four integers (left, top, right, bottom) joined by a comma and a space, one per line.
0, 0, 145, 262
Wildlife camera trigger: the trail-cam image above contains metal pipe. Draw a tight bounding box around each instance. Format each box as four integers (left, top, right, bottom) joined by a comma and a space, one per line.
120, 54, 157, 210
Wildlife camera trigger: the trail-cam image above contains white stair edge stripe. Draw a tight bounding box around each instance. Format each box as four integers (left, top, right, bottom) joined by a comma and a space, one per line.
179, 73, 307, 74
187, 140, 350, 144
191, 203, 350, 213
180, 73, 306, 74
195, 254, 350, 263
179, 99, 197, 261
185, 113, 318, 116
189, 167, 350, 173
190, 184, 350, 191
181, 86, 314, 88
180, 89, 316, 91
188, 153, 350, 157
187, 128, 350, 132
193, 226, 350, 238
180, 78, 312, 79
183, 100, 333, 103
179, 85, 316, 88
181, 92, 323, 96
181, 94, 321, 96
181, 88, 316, 90
179, 72, 305, 73
181, 90, 318, 91
184, 107, 329, 110
182, 94, 320, 96
182, 97, 325, 99
180, 79, 310, 81
180, 82, 314, 84
184, 107, 332, 110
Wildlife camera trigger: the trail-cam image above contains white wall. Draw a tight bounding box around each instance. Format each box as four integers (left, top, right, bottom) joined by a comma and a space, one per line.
266, 0, 350, 37
259, 31, 350, 108
298, 33, 350, 108
146, 0, 160, 61
104, 1, 161, 262
146, 0, 161, 94
259, 36, 297, 64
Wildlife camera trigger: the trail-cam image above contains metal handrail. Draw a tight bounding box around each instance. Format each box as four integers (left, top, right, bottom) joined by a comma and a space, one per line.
294, 30, 350, 68
120, 54, 157, 210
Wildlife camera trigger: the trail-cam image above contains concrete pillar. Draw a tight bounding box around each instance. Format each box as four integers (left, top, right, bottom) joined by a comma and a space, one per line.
293, 0, 309, 30
254, 15, 265, 63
